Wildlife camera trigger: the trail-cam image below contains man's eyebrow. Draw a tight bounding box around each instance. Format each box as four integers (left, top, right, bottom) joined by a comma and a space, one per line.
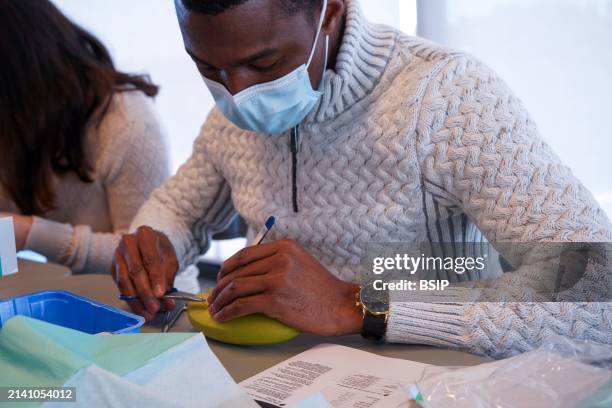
185, 47, 279, 68
185, 48, 212, 66
234, 48, 278, 66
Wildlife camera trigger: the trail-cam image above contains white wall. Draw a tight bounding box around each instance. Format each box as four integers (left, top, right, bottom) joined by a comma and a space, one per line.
53, 0, 211, 171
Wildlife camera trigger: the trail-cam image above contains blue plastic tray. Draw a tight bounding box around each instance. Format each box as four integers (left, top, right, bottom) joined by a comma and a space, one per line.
0, 290, 144, 334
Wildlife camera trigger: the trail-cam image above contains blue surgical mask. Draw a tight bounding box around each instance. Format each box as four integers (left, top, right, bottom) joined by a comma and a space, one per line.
202, 0, 329, 135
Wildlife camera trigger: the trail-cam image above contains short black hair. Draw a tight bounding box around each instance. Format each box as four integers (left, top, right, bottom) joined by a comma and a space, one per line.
180, 0, 320, 16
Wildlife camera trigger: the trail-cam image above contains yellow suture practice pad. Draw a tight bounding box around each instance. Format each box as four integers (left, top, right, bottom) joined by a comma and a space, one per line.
186, 289, 300, 345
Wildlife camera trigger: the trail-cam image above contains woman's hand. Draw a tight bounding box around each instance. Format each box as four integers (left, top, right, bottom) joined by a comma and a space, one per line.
208, 239, 363, 337
0, 212, 32, 251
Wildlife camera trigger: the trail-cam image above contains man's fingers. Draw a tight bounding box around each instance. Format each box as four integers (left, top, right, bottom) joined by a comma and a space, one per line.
114, 251, 153, 321
120, 234, 160, 315
217, 241, 279, 281
114, 251, 133, 294
212, 294, 268, 322
159, 233, 179, 289
210, 256, 278, 303
161, 297, 176, 311
156, 233, 178, 311
126, 300, 154, 321
209, 275, 270, 315
136, 226, 166, 297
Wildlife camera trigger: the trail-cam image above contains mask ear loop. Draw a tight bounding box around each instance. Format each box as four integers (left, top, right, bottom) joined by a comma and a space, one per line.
316, 34, 329, 92
323, 35, 329, 72
306, 0, 328, 69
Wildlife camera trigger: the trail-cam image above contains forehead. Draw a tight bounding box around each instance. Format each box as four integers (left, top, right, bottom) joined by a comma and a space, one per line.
176, 0, 314, 59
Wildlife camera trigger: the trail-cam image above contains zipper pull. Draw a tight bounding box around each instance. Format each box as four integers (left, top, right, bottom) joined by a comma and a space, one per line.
290, 126, 299, 154
290, 126, 299, 213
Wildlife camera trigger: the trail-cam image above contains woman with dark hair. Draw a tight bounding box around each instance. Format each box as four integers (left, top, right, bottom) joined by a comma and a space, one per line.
0, 0, 170, 274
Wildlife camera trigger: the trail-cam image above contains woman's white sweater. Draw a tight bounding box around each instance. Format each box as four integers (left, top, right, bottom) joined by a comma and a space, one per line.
0, 91, 170, 274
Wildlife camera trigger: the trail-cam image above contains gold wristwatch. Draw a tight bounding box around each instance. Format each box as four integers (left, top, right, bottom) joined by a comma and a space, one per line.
355, 282, 389, 341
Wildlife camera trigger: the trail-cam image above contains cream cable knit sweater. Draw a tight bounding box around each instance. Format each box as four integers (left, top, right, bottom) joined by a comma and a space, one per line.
0, 91, 170, 274
131, 0, 612, 357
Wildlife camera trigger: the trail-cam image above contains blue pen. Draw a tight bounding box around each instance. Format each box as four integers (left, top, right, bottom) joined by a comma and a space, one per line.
251, 216, 276, 246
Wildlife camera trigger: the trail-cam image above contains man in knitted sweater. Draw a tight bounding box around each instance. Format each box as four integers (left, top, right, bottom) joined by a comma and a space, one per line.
112, 0, 612, 358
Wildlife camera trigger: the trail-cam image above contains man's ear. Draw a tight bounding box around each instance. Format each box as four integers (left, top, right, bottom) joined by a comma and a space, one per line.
322, 0, 345, 35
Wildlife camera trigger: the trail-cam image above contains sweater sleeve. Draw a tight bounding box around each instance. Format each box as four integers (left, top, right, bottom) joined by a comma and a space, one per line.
385, 55, 612, 358
24, 91, 170, 274
130, 109, 237, 271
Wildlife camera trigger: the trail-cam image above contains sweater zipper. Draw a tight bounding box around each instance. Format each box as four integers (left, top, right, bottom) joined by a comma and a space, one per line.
290, 125, 299, 213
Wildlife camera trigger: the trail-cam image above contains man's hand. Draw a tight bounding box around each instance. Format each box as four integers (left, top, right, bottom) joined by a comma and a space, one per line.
112, 226, 179, 321
0, 212, 32, 251
208, 239, 362, 337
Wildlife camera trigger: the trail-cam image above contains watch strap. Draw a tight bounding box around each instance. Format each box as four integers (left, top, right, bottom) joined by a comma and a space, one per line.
361, 312, 386, 342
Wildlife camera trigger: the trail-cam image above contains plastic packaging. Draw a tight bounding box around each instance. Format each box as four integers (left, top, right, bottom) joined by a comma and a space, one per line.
0, 290, 144, 334
411, 336, 612, 408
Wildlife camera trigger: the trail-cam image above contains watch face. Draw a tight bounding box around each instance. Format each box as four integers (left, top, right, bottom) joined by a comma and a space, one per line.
360, 283, 389, 314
